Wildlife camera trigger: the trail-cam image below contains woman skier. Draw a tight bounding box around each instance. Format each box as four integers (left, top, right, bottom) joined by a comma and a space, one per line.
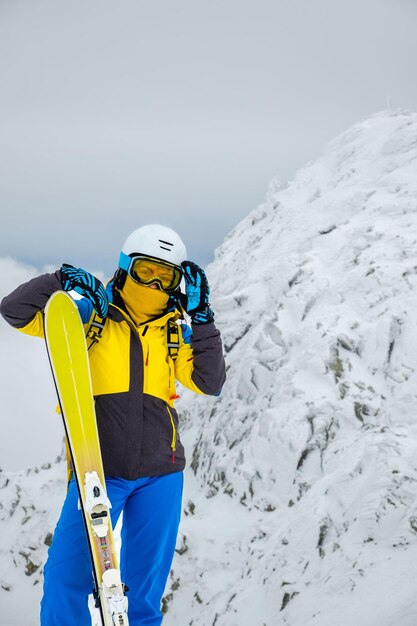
0, 224, 226, 626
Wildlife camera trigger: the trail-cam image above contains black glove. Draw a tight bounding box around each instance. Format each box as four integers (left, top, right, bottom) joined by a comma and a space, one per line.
59, 264, 109, 318
180, 261, 214, 324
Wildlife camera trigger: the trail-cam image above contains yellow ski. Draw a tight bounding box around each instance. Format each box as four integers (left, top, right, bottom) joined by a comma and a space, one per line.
44, 291, 129, 626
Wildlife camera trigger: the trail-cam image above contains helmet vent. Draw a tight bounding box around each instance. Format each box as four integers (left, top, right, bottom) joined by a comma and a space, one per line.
159, 239, 174, 252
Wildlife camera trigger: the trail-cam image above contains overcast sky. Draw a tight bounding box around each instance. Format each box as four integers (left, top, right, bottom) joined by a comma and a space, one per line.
0, 0, 416, 275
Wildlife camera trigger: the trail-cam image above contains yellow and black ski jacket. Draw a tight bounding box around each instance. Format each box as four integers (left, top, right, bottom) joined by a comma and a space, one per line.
0, 272, 226, 479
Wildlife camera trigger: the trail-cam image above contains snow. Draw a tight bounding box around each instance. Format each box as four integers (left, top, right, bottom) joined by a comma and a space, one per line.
164, 110, 417, 625
0, 461, 66, 626
2, 110, 417, 625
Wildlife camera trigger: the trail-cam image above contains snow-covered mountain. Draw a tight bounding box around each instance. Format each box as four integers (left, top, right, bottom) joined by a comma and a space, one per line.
2, 110, 417, 625
166, 110, 417, 626
0, 460, 65, 626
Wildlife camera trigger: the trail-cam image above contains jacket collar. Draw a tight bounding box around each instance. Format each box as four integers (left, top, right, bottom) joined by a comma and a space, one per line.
108, 302, 180, 329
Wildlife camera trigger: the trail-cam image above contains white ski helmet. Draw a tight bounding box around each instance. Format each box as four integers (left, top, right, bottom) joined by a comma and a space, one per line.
118, 224, 187, 271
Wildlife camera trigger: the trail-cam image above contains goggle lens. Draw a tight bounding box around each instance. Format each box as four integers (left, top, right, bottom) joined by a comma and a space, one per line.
129, 257, 182, 291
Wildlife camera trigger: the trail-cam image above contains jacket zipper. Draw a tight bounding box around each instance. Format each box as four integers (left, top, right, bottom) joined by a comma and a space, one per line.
166, 405, 177, 463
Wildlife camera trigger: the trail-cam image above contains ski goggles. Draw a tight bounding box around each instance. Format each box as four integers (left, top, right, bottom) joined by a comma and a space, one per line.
119, 252, 183, 292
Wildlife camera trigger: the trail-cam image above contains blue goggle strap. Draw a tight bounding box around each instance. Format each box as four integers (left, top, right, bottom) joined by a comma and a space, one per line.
119, 252, 132, 271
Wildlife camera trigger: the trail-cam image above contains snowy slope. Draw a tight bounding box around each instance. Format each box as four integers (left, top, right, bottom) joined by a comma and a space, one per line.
2, 111, 417, 625
163, 110, 417, 626
0, 460, 66, 626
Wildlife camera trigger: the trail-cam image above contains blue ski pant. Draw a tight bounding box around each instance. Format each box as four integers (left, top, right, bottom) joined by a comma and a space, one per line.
40, 472, 183, 626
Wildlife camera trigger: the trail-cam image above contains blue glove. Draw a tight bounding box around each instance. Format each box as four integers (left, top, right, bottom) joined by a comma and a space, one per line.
180, 261, 214, 325
59, 264, 109, 318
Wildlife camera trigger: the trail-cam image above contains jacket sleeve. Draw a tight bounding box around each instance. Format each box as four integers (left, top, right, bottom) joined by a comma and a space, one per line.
174, 321, 226, 396
0, 272, 62, 337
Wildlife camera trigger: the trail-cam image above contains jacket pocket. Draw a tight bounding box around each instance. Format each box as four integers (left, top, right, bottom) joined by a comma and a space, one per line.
165, 404, 177, 462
